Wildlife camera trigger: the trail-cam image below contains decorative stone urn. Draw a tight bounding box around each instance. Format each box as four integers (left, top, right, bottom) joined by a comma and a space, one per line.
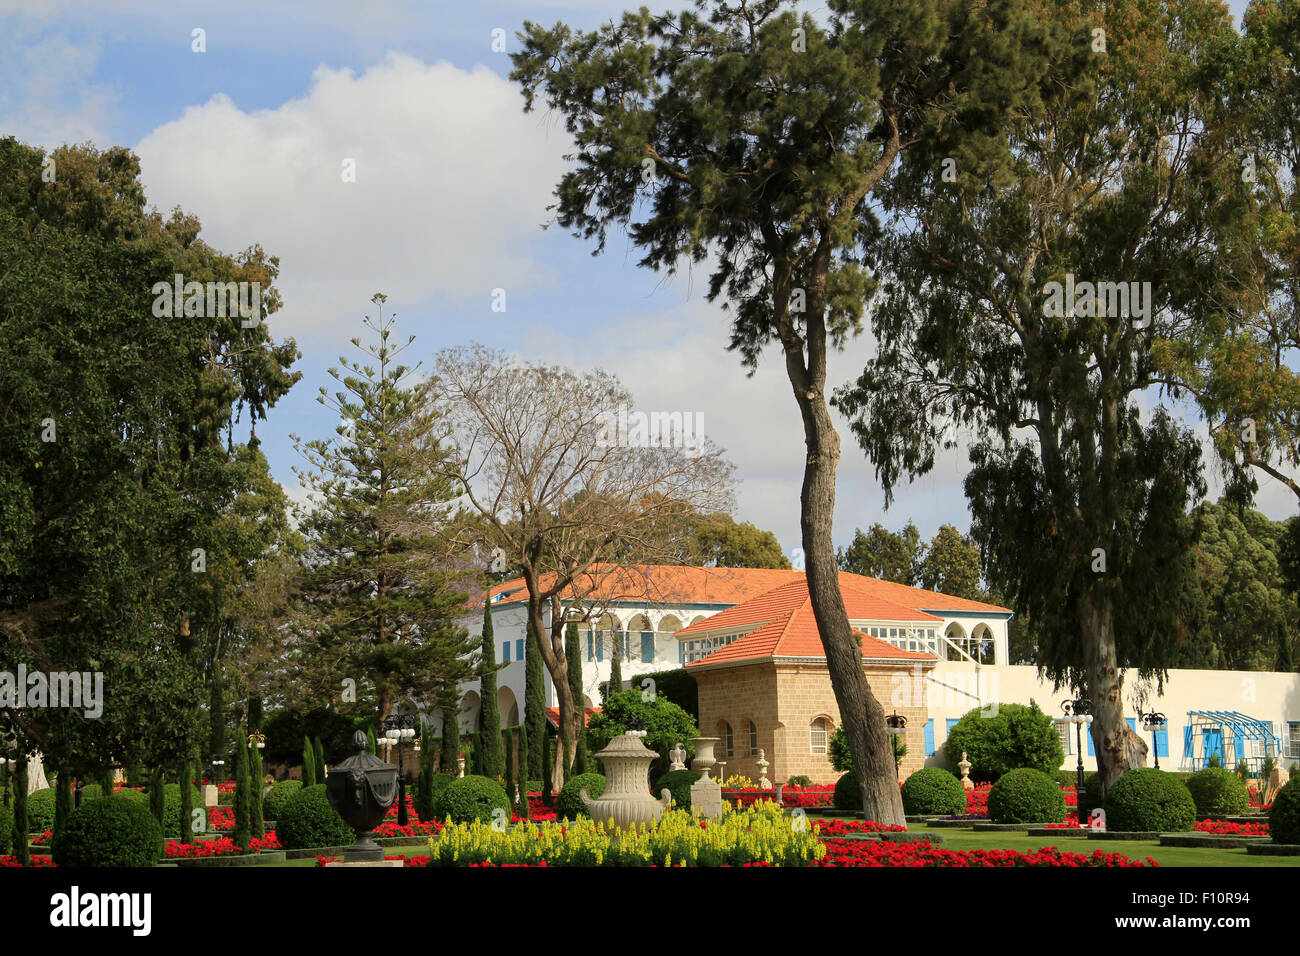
690, 737, 719, 780
580, 731, 672, 830
957, 751, 974, 791
325, 731, 400, 863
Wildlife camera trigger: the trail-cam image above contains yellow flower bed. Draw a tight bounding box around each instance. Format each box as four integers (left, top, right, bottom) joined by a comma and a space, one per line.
428, 801, 826, 867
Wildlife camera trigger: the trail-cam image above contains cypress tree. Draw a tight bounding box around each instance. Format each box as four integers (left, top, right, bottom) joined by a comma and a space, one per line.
179, 759, 195, 845
12, 759, 28, 866
477, 599, 504, 780
516, 727, 530, 820
367, 725, 378, 757
566, 621, 586, 774
98, 768, 115, 796
302, 736, 316, 788
149, 766, 165, 828
608, 644, 623, 703
249, 741, 265, 838
233, 732, 251, 849
313, 737, 326, 780
54, 770, 72, 836
504, 727, 517, 811
524, 614, 545, 778
541, 733, 553, 807
441, 706, 460, 774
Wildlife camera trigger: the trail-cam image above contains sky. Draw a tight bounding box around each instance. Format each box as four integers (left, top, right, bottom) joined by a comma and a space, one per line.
2, 0, 1290, 558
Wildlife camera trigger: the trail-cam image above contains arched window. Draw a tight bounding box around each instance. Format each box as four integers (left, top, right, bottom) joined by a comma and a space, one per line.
718, 721, 734, 758
810, 717, 831, 755
747, 720, 758, 756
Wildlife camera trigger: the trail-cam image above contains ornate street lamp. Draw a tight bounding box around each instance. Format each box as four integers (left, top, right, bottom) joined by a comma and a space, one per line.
885, 713, 908, 780
1061, 698, 1093, 825
1139, 710, 1166, 771
247, 731, 266, 751
382, 713, 416, 826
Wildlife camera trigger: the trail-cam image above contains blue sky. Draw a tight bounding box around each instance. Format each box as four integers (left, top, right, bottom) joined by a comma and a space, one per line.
2, 0, 1286, 557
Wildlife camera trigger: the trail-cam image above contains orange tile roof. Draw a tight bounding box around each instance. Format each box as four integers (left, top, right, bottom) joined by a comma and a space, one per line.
543, 706, 601, 728
681, 574, 943, 668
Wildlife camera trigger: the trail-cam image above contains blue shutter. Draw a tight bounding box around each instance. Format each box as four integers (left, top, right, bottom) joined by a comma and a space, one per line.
641, 631, 654, 663
1087, 728, 1094, 757
945, 719, 958, 746
679, 641, 685, 664
924, 719, 935, 756
1233, 731, 1245, 767
1182, 725, 1193, 763
502, 641, 510, 663
1155, 725, 1168, 758
515, 638, 524, 660
587, 634, 593, 662
596, 636, 603, 662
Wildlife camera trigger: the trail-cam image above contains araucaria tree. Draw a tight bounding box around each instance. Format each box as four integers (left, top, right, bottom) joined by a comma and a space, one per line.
510, 0, 993, 821
834, 0, 1256, 786
293, 295, 479, 724
433, 346, 732, 790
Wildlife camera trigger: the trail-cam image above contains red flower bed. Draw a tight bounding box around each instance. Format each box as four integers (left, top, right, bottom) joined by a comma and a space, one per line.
813, 819, 907, 835
207, 806, 234, 830
31, 829, 52, 846
522, 793, 558, 821
373, 820, 440, 838
1195, 819, 1269, 836
163, 831, 281, 858
383, 796, 420, 821
0, 855, 56, 867
813, 838, 1156, 867
217, 781, 237, 793
1040, 821, 1089, 829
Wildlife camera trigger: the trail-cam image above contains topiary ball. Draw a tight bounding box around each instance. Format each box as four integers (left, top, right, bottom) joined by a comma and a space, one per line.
433, 775, 512, 825
787, 775, 813, 788
833, 773, 862, 813
1185, 767, 1250, 818
1269, 778, 1300, 845
1102, 768, 1196, 832
160, 783, 204, 836
0, 802, 12, 854
900, 768, 967, 816
51, 793, 164, 867
261, 779, 303, 824
653, 770, 701, 811
987, 768, 1067, 824
25, 787, 56, 832
277, 784, 355, 850
556, 773, 606, 821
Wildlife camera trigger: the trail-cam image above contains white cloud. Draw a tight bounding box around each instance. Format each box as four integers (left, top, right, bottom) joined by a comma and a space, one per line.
0, 29, 113, 148
133, 52, 570, 340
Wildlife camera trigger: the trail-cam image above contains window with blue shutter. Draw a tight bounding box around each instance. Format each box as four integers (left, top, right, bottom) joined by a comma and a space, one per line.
502, 642, 510, 662
945, 719, 958, 745
515, 638, 524, 660
924, 719, 935, 756
587, 633, 593, 662
1182, 725, 1193, 763
595, 637, 603, 662
641, 631, 654, 663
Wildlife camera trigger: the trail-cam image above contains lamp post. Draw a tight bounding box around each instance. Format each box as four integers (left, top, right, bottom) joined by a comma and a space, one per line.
1139, 710, 1166, 771
382, 713, 416, 826
1061, 698, 1093, 825
885, 713, 907, 781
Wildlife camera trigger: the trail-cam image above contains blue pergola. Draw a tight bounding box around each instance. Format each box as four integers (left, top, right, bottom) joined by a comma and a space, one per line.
1181, 711, 1282, 773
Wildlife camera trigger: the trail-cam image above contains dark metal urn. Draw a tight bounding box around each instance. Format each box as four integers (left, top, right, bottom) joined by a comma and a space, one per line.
326, 730, 400, 862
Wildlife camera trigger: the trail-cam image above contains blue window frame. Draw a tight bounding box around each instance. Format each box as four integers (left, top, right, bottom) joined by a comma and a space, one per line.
945, 718, 958, 743
515, 638, 524, 660
641, 631, 654, 663
1152, 724, 1168, 757
924, 719, 935, 756
1087, 717, 1137, 757
679, 642, 685, 664
595, 636, 603, 662
587, 633, 594, 662
502, 642, 510, 663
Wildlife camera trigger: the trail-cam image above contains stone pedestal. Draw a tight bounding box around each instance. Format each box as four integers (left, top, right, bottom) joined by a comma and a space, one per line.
690, 778, 725, 821
203, 785, 219, 808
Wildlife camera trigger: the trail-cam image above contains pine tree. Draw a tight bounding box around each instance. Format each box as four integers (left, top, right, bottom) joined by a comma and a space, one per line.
292, 295, 477, 721
179, 759, 195, 845
566, 621, 586, 774
149, 766, 165, 828
477, 598, 504, 780
12, 759, 28, 866
524, 614, 545, 778
54, 770, 72, 836
302, 736, 316, 788
313, 736, 325, 782
233, 732, 251, 849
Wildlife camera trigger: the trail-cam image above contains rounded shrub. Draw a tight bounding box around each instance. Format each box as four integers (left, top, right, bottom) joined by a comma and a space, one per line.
1102, 769, 1196, 832
787, 775, 813, 788
556, 773, 606, 821
900, 768, 967, 816
277, 784, 355, 850
1269, 777, 1300, 845
0, 802, 12, 854
261, 779, 303, 823
832, 773, 861, 813
51, 793, 164, 867
942, 701, 1064, 781
26, 787, 56, 832
653, 770, 701, 811
987, 768, 1066, 824
160, 783, 204, 836
1184, 767, 1250, 818
433, 775, 512, 825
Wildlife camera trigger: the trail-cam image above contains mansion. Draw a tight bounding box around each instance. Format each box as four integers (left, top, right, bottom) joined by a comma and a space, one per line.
447, 565, 1300, 784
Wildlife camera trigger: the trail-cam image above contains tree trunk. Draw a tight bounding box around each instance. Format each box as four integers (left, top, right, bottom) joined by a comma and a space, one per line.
1079, 590, 1144, 790
785, 374, 905, 825
523, 593, 576, 792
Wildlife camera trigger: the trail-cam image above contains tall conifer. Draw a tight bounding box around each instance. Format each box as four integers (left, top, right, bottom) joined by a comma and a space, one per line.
477, 598, 504, 779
